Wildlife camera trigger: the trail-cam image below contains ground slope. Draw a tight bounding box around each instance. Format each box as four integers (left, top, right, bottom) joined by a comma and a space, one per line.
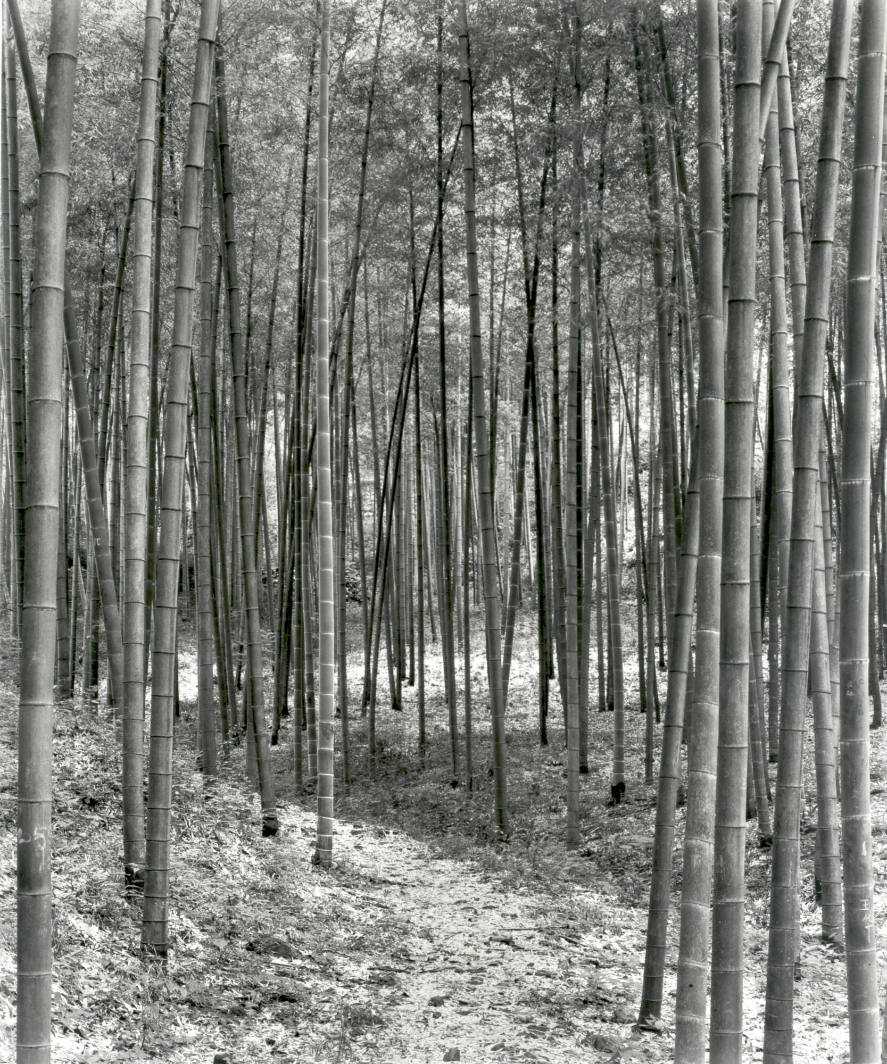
0, 619, 881, 1063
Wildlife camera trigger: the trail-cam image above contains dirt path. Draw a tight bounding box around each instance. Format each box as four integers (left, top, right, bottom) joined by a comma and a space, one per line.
257, 802, 661, 1064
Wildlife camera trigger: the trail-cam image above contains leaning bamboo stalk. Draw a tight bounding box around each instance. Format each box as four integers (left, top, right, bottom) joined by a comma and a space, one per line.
214, 29, 278, 836
142, 0, 221, 958
4, 34, 25, 631
762, 0, 852, 1055
10, 0, 126, 717
811, 484, 842, 945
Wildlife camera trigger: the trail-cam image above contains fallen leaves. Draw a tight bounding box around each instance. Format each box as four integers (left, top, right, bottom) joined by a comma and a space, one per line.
0, 618, 885, 1064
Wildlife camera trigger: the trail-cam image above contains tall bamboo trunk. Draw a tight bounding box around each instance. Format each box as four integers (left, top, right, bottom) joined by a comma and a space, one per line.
17, 4, 80, 1058
708, 4, 760, 1060
837, 3, 886, 1058
313, 0, 335, 866
564, 24, 583, 847
196, 117, 217, 776
634, 21, 680, 647
576, 24, 625, 803
434, 4, 459, 779
456, 0, 508, 835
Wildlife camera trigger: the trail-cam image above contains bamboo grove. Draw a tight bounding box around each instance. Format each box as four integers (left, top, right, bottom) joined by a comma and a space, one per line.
3, 0, 887, 1061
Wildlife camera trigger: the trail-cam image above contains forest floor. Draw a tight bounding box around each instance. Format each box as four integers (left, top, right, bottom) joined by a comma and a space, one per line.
1, 609, 886, 1063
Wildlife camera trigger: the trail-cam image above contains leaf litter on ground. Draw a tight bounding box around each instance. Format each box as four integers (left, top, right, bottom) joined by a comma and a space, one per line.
0, 611, 884, 1063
